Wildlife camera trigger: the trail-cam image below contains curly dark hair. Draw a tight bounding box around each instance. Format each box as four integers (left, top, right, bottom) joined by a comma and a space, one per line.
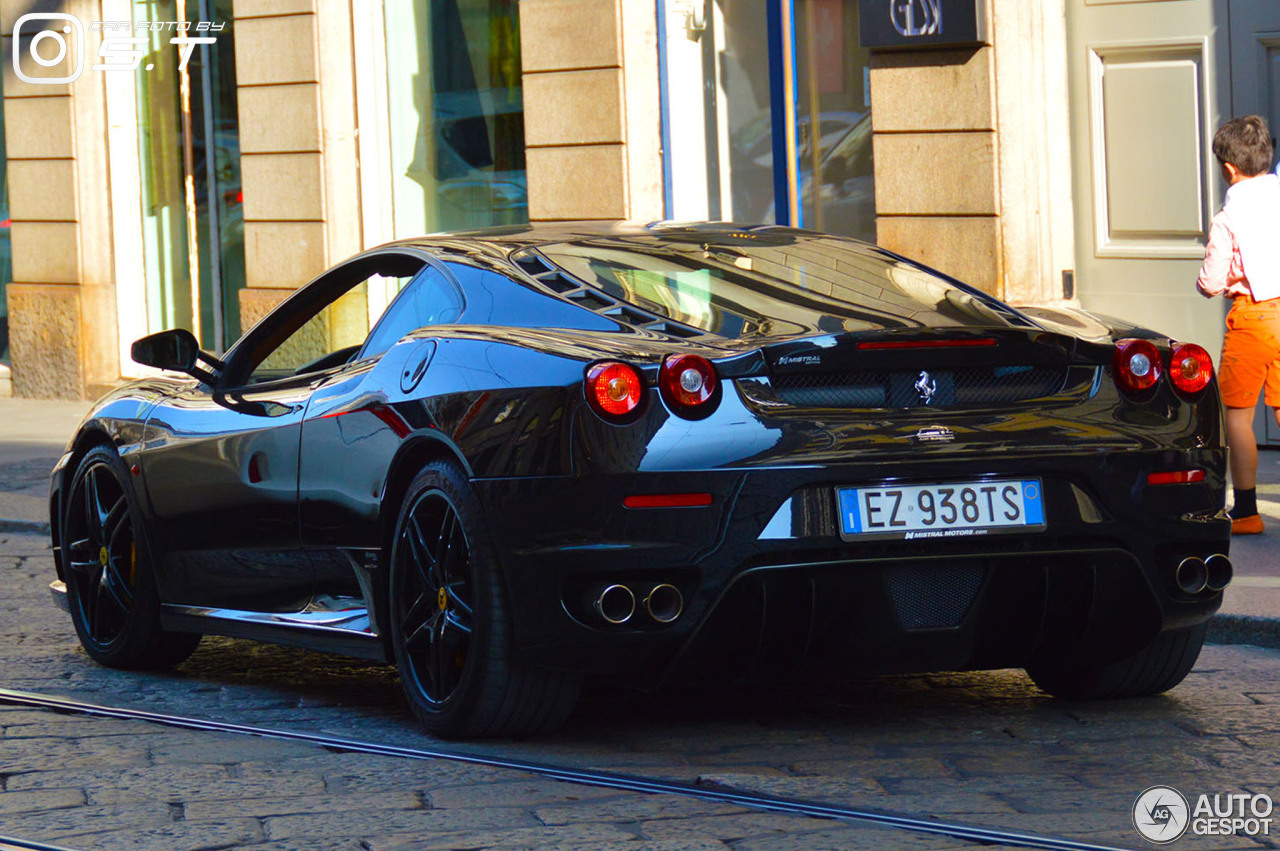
1213, 115, 1274, 177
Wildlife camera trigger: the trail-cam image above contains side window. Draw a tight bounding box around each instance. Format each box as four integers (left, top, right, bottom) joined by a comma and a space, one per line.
360, 266, 463, 359
247, 268, 421, 383
447, 262, 616, 332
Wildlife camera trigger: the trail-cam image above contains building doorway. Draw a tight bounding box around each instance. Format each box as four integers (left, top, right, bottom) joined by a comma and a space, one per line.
1065, 0, 1229, 353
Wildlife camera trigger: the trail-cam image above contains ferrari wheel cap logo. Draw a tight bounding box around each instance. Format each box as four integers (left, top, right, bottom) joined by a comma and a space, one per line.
915, 371, 937, 405
99, 546, 109, 567
437, 588, 448, 611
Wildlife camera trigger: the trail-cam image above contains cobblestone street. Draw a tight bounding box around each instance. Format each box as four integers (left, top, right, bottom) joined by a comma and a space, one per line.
1, 528, 1278, 850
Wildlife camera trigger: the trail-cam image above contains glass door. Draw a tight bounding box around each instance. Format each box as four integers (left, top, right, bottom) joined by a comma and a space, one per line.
0, 94, 9, 364
791, 0, 874, 240
382, 0, 528, 237
661, 0, 776, 222
658, 0, 874, 238
134, 0, 244, 354
191, 0, 245, 348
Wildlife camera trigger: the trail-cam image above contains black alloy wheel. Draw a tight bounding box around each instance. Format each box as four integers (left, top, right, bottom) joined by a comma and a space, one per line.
393, 487, 475, 707
62, 446, 200, 669
388, 461, 579, 738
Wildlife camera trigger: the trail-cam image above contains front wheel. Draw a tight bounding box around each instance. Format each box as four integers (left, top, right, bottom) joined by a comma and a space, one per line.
387, 461, 579, 738
1026, 623, 1207, 699
61, 445, 200, 669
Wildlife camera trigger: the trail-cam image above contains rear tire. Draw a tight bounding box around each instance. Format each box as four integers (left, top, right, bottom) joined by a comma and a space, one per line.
61, 446, 201, 669
387, 461, 579, 738
1027, 623, 1207, 699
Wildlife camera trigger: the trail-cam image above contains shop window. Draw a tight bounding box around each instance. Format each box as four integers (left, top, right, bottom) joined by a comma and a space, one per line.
383, 0, 527, 235
793, 0, 874, 241
134, 0, 245, 353
661, 0, 874, 241
0, 94, 9, 364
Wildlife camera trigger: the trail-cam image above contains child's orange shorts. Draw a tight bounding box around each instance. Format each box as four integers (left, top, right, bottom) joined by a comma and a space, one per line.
1219, 296, 1280, 408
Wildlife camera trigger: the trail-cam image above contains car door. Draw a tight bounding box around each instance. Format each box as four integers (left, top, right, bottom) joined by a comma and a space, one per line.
297, 260, 465, 597
140, 250, 428, 612
142, 376, 318, 611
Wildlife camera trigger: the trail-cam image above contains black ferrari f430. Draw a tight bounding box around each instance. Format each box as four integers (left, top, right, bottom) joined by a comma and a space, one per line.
49, 222, 1231, 737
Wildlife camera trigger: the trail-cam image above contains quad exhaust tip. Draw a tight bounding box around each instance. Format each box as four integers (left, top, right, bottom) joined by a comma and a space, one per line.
1176, 555, 1232, 596
594, 584, 636, 625
643, 584, 684, 624
1205, 553, 1232, 593
1175, 557, 1208, 595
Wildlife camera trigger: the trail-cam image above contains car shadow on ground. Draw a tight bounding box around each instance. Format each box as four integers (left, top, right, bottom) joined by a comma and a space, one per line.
121, 633, 1216, 753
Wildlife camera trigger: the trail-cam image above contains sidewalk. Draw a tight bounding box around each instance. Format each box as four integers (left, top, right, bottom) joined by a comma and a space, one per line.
0, 397, 93, 532
0, 396, 1275, 645
1208, 447, 1280, 645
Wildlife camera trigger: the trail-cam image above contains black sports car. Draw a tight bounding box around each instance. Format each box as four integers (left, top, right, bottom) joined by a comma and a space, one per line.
49, 222, 1231, 738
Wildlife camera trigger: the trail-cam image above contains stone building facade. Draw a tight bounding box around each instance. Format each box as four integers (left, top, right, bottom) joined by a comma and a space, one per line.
0, 0, 1261, 403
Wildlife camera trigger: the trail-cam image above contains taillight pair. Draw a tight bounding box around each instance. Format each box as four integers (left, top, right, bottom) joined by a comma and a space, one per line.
1112, 339, 1213, 397
585, 355, 718, 422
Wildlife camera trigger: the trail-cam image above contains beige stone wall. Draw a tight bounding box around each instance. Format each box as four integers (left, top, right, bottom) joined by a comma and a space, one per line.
232, 0, 360, 331
990, 0, 1075, 306
871, 46, 1004, 294
2, 0, 117, 399
871, 0, 1076, 304
519, 0, 663, 222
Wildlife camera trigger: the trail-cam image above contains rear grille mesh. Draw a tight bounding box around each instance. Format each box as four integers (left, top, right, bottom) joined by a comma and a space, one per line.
771, 365, 1070, 409
884, 564, 986, 630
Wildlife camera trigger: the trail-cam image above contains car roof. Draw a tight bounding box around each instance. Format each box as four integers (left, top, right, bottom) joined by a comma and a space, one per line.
378, 221, 842, 261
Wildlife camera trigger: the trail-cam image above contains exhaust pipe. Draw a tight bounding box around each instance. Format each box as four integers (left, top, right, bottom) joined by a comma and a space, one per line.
593, 584, 635, 625
643, 583, 684, 624
1205, 554, 1233, 593
1175, 557, 1208, 595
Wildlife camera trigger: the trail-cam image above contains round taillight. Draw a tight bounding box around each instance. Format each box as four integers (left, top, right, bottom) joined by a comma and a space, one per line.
659, 354, 718, 416
585, 361, 644, 420
1169, 342, 1213, 395
1113, 338, 1162, 395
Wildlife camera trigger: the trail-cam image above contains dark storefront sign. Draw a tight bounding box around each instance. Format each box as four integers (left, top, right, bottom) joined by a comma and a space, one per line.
858, 0, 987, 50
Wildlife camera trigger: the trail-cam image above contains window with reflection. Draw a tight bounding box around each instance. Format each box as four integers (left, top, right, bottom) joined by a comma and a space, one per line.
383, 0, 526, 235
251, 270, 421, 381
539, 233, 1018, 338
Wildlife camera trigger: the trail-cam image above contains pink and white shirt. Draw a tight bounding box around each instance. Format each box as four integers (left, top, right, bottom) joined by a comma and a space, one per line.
1197, 173, 1280, 302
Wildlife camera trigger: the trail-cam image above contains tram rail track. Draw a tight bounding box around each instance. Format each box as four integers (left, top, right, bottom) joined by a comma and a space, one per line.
0, 686, 1139, 851
0, 838, 81, 851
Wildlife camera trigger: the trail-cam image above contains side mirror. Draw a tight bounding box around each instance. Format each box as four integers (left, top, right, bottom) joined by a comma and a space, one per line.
132, 329, 198, 372
131, 329, 223, 383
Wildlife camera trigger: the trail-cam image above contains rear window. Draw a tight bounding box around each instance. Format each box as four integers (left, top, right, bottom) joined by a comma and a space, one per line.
538, 234, 1024, 339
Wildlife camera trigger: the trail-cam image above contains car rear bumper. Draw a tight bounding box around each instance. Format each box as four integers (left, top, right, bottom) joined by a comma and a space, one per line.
474, 445, 1229, 682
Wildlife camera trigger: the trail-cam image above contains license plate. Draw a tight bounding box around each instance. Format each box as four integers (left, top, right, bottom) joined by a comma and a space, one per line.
836, 479, 1045, 541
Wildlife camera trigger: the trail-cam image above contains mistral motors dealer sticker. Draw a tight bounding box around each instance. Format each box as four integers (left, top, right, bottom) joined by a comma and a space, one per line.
1133, 786, 1275, 844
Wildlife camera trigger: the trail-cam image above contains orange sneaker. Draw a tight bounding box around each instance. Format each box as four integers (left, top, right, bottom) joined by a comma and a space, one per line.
1231, 514, 1265, 535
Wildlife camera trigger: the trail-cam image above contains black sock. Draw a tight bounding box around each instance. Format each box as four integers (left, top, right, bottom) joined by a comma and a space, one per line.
1232, 488, 1258, 519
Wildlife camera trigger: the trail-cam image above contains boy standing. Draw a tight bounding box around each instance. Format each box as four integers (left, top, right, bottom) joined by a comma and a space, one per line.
1197, 115, 1280, 534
